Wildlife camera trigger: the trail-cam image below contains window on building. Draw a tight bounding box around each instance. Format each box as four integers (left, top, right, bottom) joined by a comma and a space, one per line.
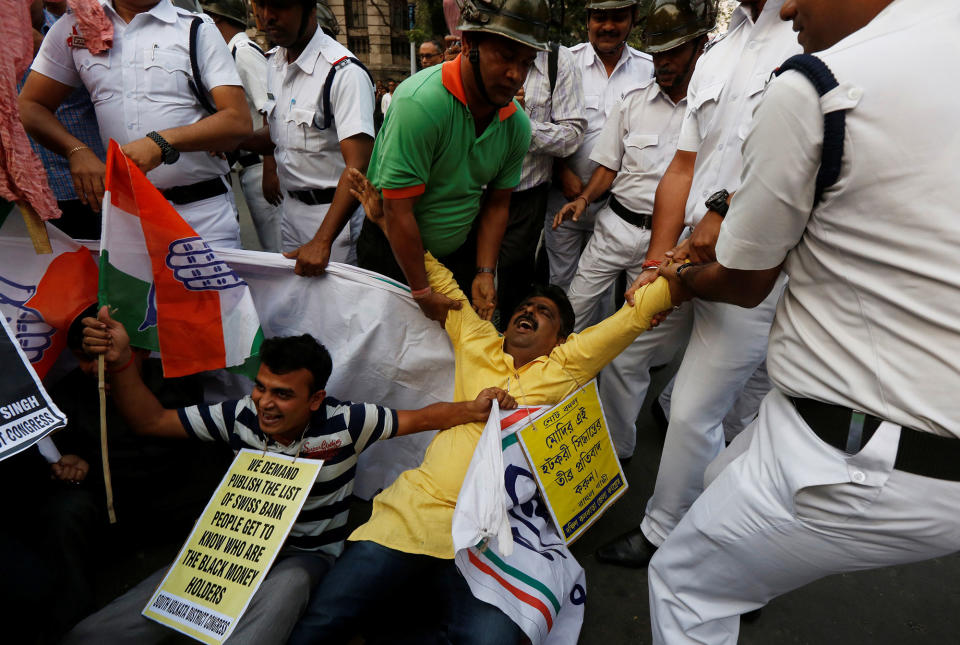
346, 0, 366, 29
390, 0, 410, 64
348, 36, 370, 55
391, 0, 408, 31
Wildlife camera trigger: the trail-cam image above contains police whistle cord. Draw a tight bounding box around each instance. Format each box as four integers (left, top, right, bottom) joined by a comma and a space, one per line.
98, 355, 117, 524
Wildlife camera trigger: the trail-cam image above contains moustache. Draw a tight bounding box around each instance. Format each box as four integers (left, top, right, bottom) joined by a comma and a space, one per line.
514, 313, 539, 331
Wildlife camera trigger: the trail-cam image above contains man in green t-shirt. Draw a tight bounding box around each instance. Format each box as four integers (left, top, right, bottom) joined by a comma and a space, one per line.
356, 0, 550, 323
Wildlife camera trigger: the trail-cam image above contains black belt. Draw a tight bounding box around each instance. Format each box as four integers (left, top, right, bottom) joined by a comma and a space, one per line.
609, 195, 652, 229
237, 153, 261, 168
288, 187, 336, 206
790, 397, 960, 481
161, 177, 228, 205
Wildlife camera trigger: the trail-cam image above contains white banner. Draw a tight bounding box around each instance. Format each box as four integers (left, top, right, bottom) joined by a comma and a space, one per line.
216, 249, 456, 499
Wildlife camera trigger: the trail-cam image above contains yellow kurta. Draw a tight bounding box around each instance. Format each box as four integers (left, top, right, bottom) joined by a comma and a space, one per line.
349, 254, 673, 558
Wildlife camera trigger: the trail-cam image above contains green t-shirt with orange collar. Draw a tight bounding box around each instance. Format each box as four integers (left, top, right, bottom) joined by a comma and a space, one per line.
368, 57, 532, 258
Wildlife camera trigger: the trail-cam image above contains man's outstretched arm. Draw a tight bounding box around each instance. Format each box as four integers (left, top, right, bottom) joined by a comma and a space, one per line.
395, 388, 517, 436
81, 307, 188, 439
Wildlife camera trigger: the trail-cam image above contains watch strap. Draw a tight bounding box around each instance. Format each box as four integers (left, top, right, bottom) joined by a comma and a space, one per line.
146, 131, 174, 163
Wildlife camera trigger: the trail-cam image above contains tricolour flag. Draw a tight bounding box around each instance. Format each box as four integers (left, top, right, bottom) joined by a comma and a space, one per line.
99, 140, 261, 378
455, 406, 586, 645
0, 201, 98, 378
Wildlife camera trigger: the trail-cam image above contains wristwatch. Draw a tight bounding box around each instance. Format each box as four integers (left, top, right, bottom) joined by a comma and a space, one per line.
705, 189, 730, 217
146, 131, 180, 165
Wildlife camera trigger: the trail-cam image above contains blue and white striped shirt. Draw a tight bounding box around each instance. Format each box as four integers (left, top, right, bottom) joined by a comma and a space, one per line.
177, 395, 396, 557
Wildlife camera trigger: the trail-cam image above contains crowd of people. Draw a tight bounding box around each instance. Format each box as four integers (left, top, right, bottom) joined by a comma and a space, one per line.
7, 0, 960, 642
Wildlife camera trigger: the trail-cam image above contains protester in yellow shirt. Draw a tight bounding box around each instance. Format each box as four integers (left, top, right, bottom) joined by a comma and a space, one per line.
287, 169, 681, 645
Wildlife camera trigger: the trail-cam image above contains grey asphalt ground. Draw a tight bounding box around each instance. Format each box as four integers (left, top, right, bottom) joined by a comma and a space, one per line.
93, 183, 960, 643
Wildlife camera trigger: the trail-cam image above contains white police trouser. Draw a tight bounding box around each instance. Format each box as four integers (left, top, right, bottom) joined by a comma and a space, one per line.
175, 190, 241, 249
238, 163, 281, 252
569, 206, 693, 457
542, 188, 598, 291
658, 360, 772, 446
280, 197, 359, 265
640, 274, 787, 546
568, 204, 649, 331
649, 388, 960, 645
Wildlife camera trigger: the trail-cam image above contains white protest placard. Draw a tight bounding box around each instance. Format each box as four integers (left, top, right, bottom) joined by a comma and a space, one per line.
143, 449, 322, 643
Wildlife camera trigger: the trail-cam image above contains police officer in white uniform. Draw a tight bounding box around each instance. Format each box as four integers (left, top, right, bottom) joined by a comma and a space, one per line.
246, 0, 374, 276
553, 0, 714, 458
21, 0, 252, 248
595, 0, 801, 566
202, 0, 283, 252
542, 0, 652, 291
649, 1, 960, 642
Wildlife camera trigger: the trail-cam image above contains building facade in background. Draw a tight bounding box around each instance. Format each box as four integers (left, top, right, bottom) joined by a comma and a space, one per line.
327, 0, 414, 82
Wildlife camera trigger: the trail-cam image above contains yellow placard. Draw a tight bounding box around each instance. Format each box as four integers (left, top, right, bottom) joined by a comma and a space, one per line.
142, 449, 323, 644
517, 380, 627, 544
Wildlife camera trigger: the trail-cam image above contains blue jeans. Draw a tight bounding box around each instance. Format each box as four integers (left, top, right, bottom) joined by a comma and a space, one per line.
288, 540, 523, 645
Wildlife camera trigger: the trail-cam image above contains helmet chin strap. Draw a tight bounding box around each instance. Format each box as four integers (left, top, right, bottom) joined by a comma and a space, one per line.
469, 47, 512, 109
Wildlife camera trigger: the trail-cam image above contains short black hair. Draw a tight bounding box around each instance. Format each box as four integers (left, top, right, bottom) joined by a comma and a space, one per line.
518, 284, 576, 338
422, 39, 443, 53
259, 335, 333, 394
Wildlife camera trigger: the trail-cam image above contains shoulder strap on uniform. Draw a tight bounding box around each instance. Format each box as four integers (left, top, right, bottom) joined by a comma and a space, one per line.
548, 42, 559, 94
774, 53, 847, 206
320, 56, 374, 130
188, 17, 218, 114
232, 41, 265, 59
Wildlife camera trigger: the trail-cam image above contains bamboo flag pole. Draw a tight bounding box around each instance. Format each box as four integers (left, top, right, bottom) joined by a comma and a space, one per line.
19, 202, 53, 254
98, 354, 117, 524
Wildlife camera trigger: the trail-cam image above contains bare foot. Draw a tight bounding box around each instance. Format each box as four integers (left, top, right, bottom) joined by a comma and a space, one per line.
347, 167, 384, 230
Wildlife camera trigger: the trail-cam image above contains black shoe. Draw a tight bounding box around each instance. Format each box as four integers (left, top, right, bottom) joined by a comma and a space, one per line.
595, 527, 658, 568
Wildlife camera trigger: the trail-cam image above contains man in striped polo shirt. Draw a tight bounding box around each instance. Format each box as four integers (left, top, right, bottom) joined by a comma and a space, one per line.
69, 310, 514, 645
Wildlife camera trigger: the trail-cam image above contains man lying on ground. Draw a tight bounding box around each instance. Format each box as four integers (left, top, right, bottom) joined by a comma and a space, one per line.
67, 321, 515, 645
285, 170, 682, 645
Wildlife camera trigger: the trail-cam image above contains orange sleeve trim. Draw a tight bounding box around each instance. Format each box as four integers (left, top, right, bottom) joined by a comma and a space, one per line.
382, 184, 426, 199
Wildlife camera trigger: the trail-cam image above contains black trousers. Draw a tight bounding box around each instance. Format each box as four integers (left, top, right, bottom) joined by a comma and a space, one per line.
496, 183, 551, 330
356, 217, 479, 300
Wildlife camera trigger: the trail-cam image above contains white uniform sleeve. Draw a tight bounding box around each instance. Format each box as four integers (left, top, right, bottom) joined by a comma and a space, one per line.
676, 61, 712, 153
331, 63, 375, 141
30, 16, 82, 87
588, 96, 627, 171
196, 19, 243, 90
234, 44, 269, 112
715, 71, 823, 270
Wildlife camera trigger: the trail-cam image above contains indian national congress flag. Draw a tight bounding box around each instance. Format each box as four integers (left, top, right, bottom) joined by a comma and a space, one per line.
0, 201, 99, 378
99, 140, 262, 378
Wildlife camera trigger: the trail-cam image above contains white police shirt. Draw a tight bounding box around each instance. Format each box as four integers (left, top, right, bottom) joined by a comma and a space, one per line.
264, 28, 375, 193
31, 0, 242, 190
229, 31, 269, 129
715, 0, 960, 438
589, 78, 686, 215
676, 0, 800, 228
565, 42, 653, 184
